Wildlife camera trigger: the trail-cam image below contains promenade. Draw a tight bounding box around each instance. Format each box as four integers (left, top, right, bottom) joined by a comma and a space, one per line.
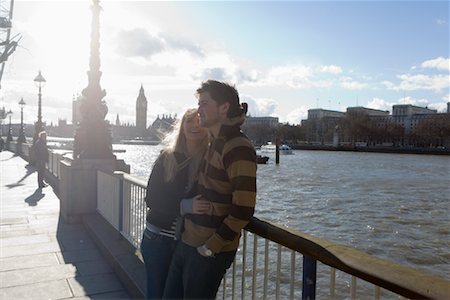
0, 150, 130, 299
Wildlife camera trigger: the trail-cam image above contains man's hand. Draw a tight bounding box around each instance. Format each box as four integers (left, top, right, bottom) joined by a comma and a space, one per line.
197, 244, 213, 257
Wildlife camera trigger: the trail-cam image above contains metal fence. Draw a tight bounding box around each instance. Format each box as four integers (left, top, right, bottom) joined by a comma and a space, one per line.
96, 170, 449, 300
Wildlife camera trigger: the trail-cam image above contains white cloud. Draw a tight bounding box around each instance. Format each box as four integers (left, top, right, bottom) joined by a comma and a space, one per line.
319, 65, 342, 74
241, 95, 278, 117
339, 76, 367, 90
259, 65, 336, 89
286, 107, 308, 125
366, 98, 394, 112
386, 74, 449, 92
421, 57, 450, 71
436, 19, 447, 25
116, 29, 164, 58
442, 94, 450, 102
428, 102, 448, 113
398, 96, 429, 106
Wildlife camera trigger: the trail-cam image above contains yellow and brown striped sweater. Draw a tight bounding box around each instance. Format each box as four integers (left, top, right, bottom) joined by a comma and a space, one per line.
183, 115, 257, 254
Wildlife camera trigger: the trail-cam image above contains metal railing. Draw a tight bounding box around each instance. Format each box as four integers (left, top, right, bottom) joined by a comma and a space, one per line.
47, 151, 63, 179
96, 170, 450, 300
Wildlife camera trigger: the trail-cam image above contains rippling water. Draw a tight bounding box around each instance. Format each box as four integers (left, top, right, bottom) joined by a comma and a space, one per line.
113, 144, 450, 280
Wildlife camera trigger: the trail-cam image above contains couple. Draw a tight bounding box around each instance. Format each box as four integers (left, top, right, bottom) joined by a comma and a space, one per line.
141, 80, 257, 299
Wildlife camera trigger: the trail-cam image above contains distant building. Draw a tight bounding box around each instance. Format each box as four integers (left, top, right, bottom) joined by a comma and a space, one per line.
243, 116, 279, 128
302, 109, 345, 144
346, 106, 389, 116
241, 116, 280, 145
136, 84, 147, 131
72, 94, 82, 126
307, 108, 345, 119
151, 114, 177, 133
300, 104, 448, 147
392, 104, 437, 135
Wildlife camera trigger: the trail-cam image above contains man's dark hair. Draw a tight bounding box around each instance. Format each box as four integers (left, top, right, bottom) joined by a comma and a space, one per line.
197, 80, 243, 118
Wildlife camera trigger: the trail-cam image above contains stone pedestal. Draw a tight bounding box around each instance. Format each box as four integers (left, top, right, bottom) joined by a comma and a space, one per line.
59, 157, 130, 223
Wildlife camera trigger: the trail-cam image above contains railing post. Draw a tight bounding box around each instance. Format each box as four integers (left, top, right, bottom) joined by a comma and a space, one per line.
117, 173, 124, 232
302, 255, 317, 300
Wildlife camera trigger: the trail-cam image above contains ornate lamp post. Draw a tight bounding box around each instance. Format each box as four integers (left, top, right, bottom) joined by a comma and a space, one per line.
0, 106, 7, 137
73, 0, 113, 159
18, 98, 26, 143
6, 109, 12, 142
33, 70, 46, 143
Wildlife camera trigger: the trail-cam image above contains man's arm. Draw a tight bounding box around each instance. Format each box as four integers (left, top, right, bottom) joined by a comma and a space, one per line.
204, 141, 257, 254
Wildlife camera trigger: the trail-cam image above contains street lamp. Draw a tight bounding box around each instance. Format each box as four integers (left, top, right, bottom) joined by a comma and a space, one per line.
33, 70, 46, 143
6, 109, 12, 142
18, 98, 26, 143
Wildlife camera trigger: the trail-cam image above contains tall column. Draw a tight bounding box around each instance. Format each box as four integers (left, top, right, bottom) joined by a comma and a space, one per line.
73, 0, 113, 159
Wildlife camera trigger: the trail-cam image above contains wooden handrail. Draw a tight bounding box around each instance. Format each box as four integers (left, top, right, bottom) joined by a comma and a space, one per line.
245, 217, 450, 299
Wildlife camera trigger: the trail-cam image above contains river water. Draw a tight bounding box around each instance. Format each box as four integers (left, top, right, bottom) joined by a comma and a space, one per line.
113, 144, 450, 281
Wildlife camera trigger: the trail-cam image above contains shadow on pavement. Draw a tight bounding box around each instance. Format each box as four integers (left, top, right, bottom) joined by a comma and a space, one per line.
24, 188, 45, 206
5, 164, 36, 189
55, 214, 128, 298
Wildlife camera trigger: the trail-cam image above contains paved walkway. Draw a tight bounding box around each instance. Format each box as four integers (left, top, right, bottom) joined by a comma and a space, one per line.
0, 150, 130, 299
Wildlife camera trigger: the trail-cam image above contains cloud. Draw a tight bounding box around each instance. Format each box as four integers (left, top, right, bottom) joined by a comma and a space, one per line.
436, 19, 447, 25
367, 98, 394, 112
158, 32, 204, 57
421, 57, 450, 71
339, 76, 367, 90
115, 28, 206, 59
241, 95, 277, 117
428, 102, 448, 113
260, 65, 334, 89
398, 96, 429, 106
319, 65, 342, 74
367, 96, 449, 113
286, 107, 308, 125
194, 68, 229, 81
116, 28, 164, 58
384, 74, 449, 92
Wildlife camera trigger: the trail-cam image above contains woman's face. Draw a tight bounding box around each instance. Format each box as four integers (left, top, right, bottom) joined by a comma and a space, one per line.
183, 113, 207, 142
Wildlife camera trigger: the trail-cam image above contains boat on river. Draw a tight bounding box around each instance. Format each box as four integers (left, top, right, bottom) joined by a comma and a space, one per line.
256, 154, 269, 164
260, 142, 293, 155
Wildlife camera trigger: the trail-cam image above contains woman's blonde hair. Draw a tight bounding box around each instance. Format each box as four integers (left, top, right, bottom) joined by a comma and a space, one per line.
161, 108, 208, 190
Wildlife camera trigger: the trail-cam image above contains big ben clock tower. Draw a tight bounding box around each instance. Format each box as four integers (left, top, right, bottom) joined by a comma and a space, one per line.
136, 84, 148, 132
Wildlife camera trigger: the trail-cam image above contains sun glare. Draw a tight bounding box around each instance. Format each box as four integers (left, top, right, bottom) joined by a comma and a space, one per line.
25, 3, 91, 93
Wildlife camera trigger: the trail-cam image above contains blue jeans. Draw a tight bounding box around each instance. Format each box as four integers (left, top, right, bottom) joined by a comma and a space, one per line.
163, 242, 236, 300
140, 231, 177, 299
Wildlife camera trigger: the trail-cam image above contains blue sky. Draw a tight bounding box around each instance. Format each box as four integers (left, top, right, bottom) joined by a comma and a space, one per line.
1, 0, 449, 126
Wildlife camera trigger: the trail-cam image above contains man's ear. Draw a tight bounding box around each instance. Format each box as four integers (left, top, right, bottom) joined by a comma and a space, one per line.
219, 102, 230, 117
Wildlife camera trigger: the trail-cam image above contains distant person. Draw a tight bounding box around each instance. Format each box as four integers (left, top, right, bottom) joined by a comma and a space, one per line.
34, 131, 49, 188
0, 137, 4, 152
163, 80, 257, 299
141, 108, 210, 299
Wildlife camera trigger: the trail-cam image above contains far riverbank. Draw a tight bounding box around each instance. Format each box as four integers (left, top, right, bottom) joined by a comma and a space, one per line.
290, 144, 450, 155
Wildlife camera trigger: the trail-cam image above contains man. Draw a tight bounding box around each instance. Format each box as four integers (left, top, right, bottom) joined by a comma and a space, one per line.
34, 131, 49, 188
163, 80, 257, 299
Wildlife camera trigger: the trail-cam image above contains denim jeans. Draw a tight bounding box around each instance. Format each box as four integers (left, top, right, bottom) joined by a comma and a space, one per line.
163, 242, 236, 300
140, 231, 177, 299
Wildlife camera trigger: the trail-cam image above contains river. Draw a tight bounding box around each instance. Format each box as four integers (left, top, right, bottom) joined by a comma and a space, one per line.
112, 144, 450, 281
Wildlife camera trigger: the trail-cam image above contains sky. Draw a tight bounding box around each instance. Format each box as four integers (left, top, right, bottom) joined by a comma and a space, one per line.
1, 0, 449, 127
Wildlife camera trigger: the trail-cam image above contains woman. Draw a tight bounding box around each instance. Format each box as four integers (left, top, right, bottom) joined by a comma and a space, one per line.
140, 108, 210, 299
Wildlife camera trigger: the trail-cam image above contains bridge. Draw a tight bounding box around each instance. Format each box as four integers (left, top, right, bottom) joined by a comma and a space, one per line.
1, 141, 449, 299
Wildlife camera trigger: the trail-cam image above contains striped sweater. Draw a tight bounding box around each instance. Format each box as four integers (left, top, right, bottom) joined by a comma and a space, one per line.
183, 114, 257, 254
